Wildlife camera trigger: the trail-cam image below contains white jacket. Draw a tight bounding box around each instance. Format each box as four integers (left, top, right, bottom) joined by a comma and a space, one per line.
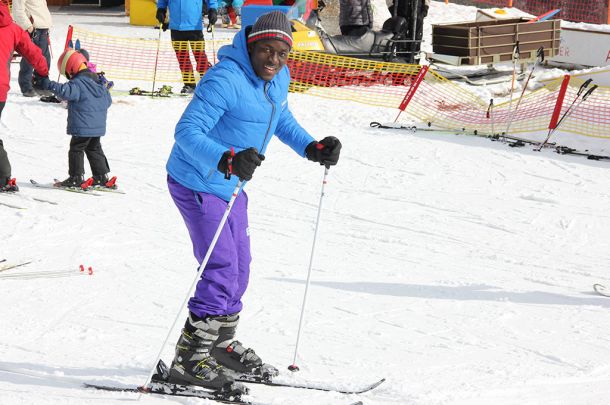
11, 0, 52, 31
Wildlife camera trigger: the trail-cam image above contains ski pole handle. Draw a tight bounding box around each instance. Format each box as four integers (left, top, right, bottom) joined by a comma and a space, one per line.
582, 85, 597, 101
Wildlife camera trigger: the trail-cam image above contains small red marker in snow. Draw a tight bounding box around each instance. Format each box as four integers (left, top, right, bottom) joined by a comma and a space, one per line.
88, 266, 93, 275
79, 264, 84, 272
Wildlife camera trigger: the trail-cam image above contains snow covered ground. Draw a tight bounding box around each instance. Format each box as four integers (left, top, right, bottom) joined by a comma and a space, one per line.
2, 4, 610, 405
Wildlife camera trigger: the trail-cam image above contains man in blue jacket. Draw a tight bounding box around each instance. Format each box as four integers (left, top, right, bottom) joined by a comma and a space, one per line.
165, 11, 341, 392
156, 0, 218, 94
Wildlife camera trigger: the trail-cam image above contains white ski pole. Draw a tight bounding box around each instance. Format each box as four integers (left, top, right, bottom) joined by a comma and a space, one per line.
288, 166, 329, 372
151, 23, 164, 96
503, 41, 520, 141
138, 180, 244, 400
505, 47, 544, 137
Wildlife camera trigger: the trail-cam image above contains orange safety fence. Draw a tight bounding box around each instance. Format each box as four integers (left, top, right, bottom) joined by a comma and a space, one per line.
70, 26, 232, 85
70, 25, 610, 140
451, 0, 610, 25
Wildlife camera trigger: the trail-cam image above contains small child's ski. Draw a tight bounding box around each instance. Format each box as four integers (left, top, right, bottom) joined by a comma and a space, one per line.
594, 284, 608, 296
87, 176, 125, 194
0, 261, 32, 273
30, 179, 101, 196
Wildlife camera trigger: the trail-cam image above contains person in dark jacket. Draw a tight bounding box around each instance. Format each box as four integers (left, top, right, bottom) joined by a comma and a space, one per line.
339, 0, 373, 36
164, 11, 342, 393
0, 2, 49, 192
387, 0, 429, 60
37, 49, 113, 189
156, 0, 218, 93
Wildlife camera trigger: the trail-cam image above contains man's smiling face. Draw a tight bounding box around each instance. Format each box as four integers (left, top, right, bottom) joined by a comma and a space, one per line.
248, 39, 291, 82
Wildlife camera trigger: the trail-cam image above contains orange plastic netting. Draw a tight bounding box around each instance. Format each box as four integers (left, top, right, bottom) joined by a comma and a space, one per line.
70, 25, 610, 140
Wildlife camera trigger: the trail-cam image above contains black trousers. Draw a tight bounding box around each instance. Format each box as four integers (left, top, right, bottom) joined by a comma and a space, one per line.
0, 102, 10, 181
68, 136, 110, 177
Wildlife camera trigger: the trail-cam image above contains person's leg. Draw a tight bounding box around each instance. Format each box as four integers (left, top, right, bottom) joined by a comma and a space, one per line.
226, 191, 250, 315
232, 0, 243, 28
64, 136, 87, 185
165, 176, 247, 389
0, 103, 11, 185
187, 30, 210, 78
167, 176, 245, 318
84, 137, 110, 178
170, 30, 196, 88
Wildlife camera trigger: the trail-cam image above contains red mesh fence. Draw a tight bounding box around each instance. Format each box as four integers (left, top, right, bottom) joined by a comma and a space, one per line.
450, 0, 610, 24
70, 25, 610, 144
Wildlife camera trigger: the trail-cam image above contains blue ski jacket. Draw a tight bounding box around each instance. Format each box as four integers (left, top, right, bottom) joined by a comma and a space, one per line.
47, 70, 112, 137
156, 0, 218, 31
166, 28, 315, 201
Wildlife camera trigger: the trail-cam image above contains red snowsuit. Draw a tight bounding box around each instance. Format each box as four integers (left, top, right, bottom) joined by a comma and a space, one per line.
0, 2, 48, 102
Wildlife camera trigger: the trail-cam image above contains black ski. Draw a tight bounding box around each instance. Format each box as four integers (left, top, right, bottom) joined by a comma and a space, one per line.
85, 359, 249, 404
84, 382, 250, 404
555, 146, 610, 161
231, 368, 385, 394
370, 121, 469, 134
30, 179, 101, 196
237, 375, 385, 394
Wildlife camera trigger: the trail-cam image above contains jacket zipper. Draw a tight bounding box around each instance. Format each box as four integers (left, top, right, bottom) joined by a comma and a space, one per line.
261, 81, 275, 151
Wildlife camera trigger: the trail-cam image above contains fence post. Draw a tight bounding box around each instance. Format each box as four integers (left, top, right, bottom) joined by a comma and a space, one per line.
394, 65, 429, 122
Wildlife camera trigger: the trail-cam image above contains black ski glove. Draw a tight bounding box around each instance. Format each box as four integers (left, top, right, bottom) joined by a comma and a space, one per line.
305, 136, 342, 167
218, 147, 265, 181
33, 74, 50, 91
208, 8, 218, 27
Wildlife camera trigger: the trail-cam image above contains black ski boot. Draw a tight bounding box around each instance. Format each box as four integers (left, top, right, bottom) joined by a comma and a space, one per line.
211, 313, 279, 380
168, 313, 248, 394
56, 175, 85, 188
180, 84, 196, 94
1, 177, 18, 192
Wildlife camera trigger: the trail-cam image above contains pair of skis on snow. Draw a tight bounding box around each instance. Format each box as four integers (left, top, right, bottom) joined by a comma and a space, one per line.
85, 359, 385, 404
29, 178, 125, 196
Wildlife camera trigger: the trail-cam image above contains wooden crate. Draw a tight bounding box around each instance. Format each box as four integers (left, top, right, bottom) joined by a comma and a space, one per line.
432, 18, 561, 65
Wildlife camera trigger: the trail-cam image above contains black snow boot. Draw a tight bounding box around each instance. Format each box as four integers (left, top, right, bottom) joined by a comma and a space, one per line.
57, 175, 84, 188
168, 313, 246, 393
211, 313, 279, 378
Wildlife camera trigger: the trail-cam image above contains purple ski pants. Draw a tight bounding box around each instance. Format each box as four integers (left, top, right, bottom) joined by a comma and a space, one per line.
168, 175, 251, 319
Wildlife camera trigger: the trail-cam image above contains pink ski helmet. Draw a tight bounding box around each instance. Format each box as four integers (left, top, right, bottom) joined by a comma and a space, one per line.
57, 49, 87, 78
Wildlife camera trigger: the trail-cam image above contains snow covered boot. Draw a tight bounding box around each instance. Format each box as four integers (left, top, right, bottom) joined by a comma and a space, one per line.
211, 313, 279, 379
168, 313, 247, 394
56, 175, 85, 188
0, 177, 18, 192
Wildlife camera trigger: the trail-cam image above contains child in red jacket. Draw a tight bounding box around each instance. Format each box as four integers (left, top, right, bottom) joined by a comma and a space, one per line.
0, 2, 49, 192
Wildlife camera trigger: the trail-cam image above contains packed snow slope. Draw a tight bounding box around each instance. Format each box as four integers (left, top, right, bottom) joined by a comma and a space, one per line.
2, 5, 610, 405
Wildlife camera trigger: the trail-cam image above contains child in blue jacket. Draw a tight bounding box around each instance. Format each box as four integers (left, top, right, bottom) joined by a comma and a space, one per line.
38, 49, 113, 189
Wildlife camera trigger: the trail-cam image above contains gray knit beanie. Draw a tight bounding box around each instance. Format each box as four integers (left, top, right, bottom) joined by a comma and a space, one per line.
247, 11, 293, 49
